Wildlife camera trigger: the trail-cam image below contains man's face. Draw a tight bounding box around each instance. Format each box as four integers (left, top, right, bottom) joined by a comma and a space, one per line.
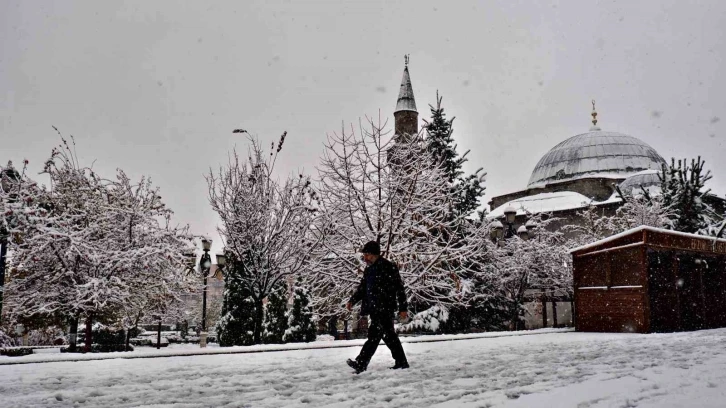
362, 252, 378, 265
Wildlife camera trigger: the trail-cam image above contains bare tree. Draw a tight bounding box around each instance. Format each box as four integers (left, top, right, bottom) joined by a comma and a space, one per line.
206, 133, 319, 344
305, 116, 489, 317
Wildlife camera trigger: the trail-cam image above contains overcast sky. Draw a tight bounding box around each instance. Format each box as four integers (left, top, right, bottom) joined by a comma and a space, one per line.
2, 0, 725, 253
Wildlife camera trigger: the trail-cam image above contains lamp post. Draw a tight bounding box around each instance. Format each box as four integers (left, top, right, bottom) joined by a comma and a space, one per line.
215, 252, 227, 273
517, 225, 529, 240
490, 220, 504, 243
489, 205, 519, 246
503, 205, 517, 239
199, 238, 212, 348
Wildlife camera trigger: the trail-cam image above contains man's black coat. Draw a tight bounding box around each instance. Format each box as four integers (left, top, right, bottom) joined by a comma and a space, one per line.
349, 257, 407, 316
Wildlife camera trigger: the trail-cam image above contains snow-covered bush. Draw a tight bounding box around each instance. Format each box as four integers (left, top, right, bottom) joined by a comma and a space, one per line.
315, 334, 335, 342
397, 305, 449, 334
0, 329, 15, 347
28, 326, 66, 346
262, 283, 288, 344
216, 277, 256, 347
284, 282, 316, 343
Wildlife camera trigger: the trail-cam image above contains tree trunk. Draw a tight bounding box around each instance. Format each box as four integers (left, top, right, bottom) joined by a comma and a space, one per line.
0, 238, 7, 324
84, 314, 93, 353
254, 298, 264, 344
125, 327, 131, 352
69, 316, 78, 352
157, 320, 162, 349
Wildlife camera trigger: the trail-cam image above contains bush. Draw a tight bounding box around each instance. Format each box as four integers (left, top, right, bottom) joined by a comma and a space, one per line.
92, 326, 126, 345
0, 348, 33, 357
284, 282, 316, 343
0, 330, 15, 347
397, 305, 449, 334
129, 338, 153, 347
28, 326, 67, 346
263, 283, 288, 344
61, 344, 133, 353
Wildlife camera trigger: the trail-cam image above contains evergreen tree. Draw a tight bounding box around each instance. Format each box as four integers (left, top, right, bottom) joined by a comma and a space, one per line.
216, 255, 256, 346
659, 157, 717, 233
423, 92, 486, 219
262, 282, 288, 344
284, 280, 316, 343
422, 94, 488, 331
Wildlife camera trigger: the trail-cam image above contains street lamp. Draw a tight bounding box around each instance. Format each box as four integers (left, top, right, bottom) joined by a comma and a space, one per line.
216, 252, 226, 269
503, 205, 517, 238
199, 237, 212, 348
517, 225, 529, 240
490, 220, 504, 242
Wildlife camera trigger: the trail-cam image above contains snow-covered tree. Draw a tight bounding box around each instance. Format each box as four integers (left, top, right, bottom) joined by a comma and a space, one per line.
207, 132, 319, 345
486, 214, 572, 329
284, 280, 316, 343
567, 157, 719, 244
4, 134, 194, 350
263, 281, 288, 344
306, 116, 489, 317
423, 92, 486, 219
659, 157, 719, 234
0, 159, 42, 323
216, 254, 256, 346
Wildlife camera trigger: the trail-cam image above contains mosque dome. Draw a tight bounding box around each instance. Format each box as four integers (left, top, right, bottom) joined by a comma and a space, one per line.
527, 130, 666, 188
618, 169, 662, 196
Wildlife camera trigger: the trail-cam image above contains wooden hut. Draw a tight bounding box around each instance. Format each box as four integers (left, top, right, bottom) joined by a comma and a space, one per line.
570, 226, 726, 333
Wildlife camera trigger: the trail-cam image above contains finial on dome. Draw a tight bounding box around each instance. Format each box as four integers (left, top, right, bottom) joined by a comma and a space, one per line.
590, 99, 601, 131
404, 54, 409, 67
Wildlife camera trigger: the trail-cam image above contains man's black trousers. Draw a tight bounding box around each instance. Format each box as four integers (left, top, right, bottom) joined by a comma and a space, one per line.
355, 312, 407, 368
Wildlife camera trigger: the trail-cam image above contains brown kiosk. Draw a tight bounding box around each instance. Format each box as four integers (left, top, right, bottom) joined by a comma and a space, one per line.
571, 226, 726, 333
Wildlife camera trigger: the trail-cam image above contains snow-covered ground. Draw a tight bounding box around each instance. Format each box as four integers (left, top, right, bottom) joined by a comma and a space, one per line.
0, 329, 569, 365
1, 328, 726, 407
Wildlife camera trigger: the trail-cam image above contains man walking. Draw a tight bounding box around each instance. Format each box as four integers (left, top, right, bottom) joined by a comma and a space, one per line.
346, 241, 409, 374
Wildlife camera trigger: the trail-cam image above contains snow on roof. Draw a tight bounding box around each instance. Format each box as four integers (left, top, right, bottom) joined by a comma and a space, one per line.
395, 66, 417, 113
569, 225, 726, 254
487, 191, 621, 219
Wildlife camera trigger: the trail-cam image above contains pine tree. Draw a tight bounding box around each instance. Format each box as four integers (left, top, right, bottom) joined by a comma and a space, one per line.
422, 93, 487, 331
216, 255, 256, 346
284, 280, 316, 343
262, 282, 288, 344
423, 92, 486, 219
659, 157, 717, 233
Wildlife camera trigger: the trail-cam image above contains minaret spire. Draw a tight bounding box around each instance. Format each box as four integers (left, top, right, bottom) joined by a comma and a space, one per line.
590, 99, 601, 131
394, 55, 418, 139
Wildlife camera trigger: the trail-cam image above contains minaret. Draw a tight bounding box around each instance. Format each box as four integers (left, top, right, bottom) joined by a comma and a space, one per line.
394, 55, 418, 140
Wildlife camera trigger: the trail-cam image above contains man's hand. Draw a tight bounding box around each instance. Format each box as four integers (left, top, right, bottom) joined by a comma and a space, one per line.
399, 311, 408, 321
346, 302, 352, 312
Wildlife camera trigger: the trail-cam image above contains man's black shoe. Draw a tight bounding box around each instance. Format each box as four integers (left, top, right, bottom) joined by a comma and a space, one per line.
389, 361, 410, 370
347, 358, 366, 374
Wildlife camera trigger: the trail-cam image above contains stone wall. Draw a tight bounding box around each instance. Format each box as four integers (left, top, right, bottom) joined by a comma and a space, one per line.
489, 177, 624, 210
394, 110, 418, 140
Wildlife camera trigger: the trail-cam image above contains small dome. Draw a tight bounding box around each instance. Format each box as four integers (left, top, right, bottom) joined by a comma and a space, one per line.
619, 169, 662, 195
527, 131, 666, 188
